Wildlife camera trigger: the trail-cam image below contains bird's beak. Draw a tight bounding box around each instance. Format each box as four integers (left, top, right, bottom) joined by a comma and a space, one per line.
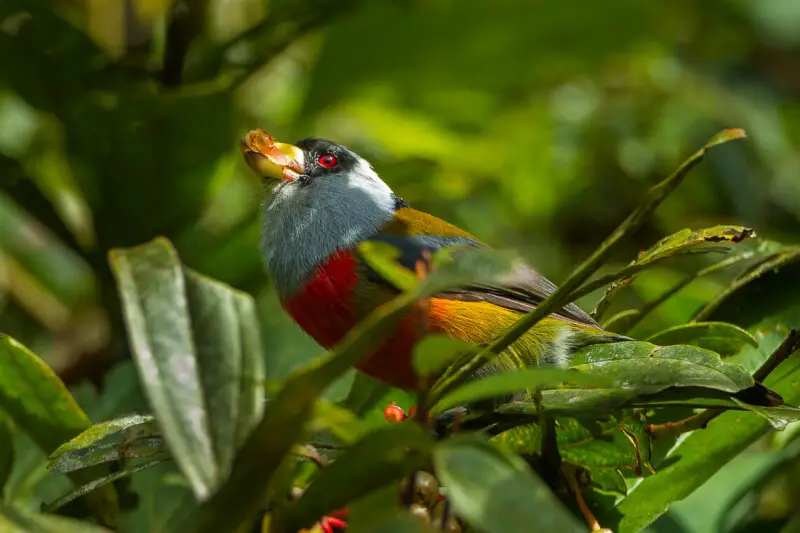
240, 128, 304, 183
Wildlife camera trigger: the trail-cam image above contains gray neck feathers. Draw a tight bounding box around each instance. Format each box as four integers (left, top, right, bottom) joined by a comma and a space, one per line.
260, 160, 395, 298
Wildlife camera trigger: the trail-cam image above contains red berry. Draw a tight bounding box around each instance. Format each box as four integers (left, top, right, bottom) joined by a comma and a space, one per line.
384, 404, 406, 424
319, 516, 347, 533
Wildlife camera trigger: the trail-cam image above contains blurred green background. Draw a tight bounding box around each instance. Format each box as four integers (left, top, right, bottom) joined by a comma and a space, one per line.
1, 0, 799, 531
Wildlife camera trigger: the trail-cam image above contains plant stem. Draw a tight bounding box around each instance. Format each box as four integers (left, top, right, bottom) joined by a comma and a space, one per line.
754, 330, 800, 382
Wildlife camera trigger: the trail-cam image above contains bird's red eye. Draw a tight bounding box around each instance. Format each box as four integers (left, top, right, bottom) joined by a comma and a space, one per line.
318, 154, 338, 168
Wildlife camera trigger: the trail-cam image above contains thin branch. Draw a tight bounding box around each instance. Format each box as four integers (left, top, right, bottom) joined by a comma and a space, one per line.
648, 330, 800, 439
648, 409, 721, 439
754, 329, 800, 382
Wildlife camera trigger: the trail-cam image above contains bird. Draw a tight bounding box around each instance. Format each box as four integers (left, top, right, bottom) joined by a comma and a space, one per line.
240, 128, 629, 393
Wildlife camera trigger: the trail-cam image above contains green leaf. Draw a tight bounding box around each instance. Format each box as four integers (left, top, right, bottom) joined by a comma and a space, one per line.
556, 416, 652, 476
307, 400, 371, 445
43, 455, 171, 514
433, 436, 585, 533
358, 241, 420, 292
0, 335, 118, 527
109, 237, 266, 501
587, 468, 628, 495
432, 367, 611, 415
570, 341, 754, 394
49, 438, 165, 478
636, 225, 755, 264
716, 439, 800, 533
731, 398, 800, 429
355, 514, 426, 533
276, 424, 430, 531
346, 483, 407, 533
0, 409, 13, 493
412, 334, 477, 378
0, 505, 112, 533
0, 191, 95, 309
490, 414, 650, 493
48, 414, 156, 471
486, 340, 766, 418
601, 309, 641, 333
424, 246, 518, 294
645, 322, 759, 357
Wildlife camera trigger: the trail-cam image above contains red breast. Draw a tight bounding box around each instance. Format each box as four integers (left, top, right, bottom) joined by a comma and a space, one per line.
282, 250, 422, 389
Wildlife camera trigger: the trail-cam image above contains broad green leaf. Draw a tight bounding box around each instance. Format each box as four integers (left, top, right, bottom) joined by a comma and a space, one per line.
570, 341, 754, 393
645, 322, 758, 357
0, 335, 118, 526
109, 237, 265, 501
0, 505, 112, 533
175, 254, 478, 533
489, 339, 784, 417
432, 367, 611, 415
434, 436, 585, 533
276, 424, 430, 531
412, 334, 477, 378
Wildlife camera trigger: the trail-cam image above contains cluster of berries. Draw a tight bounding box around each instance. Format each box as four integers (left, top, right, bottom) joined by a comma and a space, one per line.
300, 404, 464, 532
403, 471, 461, 532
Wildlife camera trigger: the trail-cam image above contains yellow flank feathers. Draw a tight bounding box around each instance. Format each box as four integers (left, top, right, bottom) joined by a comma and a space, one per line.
428, 298, 573, 372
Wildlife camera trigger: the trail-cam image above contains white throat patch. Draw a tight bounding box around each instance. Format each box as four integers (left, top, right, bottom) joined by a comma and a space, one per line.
260, 159, 396, 298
